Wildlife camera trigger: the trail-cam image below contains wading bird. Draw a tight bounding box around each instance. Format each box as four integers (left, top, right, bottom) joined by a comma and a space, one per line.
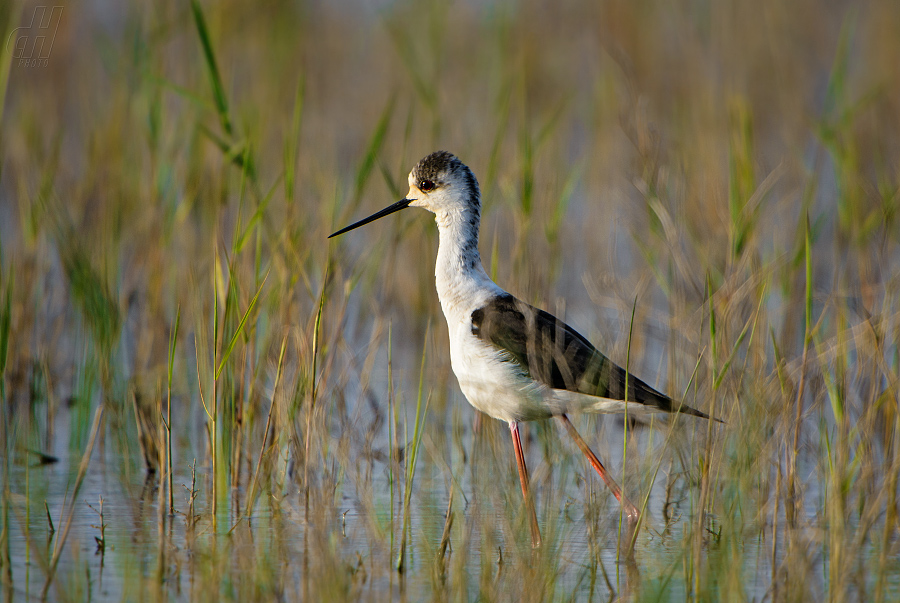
329, 151, 714, 547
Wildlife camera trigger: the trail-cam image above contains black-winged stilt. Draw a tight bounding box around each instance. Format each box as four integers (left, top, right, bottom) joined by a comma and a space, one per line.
330, 151, 715, 547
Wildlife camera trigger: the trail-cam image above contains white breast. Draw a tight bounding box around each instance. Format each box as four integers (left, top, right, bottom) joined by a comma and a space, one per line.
447, 315, 541, 420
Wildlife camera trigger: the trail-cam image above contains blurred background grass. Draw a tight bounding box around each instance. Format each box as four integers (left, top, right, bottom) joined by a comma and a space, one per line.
1, 0, 899, 600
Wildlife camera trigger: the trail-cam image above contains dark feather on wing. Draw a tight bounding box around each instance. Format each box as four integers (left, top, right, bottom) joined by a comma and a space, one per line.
471, 294, 713, 419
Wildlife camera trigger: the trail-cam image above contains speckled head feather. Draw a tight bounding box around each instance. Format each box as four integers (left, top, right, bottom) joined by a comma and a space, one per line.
411, 151, 481, 215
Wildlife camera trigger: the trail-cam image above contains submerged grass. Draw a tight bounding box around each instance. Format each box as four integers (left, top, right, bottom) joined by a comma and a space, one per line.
0, 0, 899, 600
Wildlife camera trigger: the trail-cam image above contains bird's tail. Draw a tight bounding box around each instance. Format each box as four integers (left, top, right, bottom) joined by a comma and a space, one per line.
617, 368, 724, 423
667, 399, 724, 423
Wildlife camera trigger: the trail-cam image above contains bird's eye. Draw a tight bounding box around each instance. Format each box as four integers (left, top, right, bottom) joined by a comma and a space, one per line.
419, 180, 436, 192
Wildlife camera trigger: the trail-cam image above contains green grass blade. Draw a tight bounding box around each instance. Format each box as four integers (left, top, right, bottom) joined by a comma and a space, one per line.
190, 0, 233, 137
0, 3, 23, 152
713, 316, 752, 391
234, 175, 281, 254
215, 271, 268, 380
353, 96, 395, 205
197, 123, 253, 175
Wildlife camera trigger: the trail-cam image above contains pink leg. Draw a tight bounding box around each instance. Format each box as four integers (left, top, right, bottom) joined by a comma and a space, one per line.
509, 421, 542, 548
558, 414, 639, 522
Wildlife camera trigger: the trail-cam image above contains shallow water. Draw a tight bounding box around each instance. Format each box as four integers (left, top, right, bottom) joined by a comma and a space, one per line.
4, 394, 843, 601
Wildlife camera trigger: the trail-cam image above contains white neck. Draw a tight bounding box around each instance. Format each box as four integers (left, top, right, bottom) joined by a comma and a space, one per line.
433, 205, 501, 319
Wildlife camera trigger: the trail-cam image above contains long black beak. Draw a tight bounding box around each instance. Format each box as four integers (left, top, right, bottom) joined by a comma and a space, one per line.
328, 198, 414, 238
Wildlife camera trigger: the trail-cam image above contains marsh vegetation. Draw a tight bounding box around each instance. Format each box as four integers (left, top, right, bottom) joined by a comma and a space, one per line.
1, 0, 899, 600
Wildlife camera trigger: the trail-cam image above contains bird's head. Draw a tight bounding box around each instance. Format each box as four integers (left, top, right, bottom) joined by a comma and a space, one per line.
406, 151, 480, 216
329, 151, 480, 239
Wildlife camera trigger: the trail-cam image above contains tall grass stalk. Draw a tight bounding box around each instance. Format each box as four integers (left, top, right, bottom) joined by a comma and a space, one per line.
693, 274, 720, 596
788, 215, 813, 526
0, 266, 9, 407
387, 322, 396, 561
617, 297, 637, 572
304, 271, 327, 514
155, 385, 166, 588
240, 335, 287, 522
0, 267, 10, 596
397, 325, 431, 573
166, 306, 180, 515
211, 249, 219, 526
631, 353, 704, 551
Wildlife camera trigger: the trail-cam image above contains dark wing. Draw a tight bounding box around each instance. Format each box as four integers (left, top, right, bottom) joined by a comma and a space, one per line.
471, 294, 712, 419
